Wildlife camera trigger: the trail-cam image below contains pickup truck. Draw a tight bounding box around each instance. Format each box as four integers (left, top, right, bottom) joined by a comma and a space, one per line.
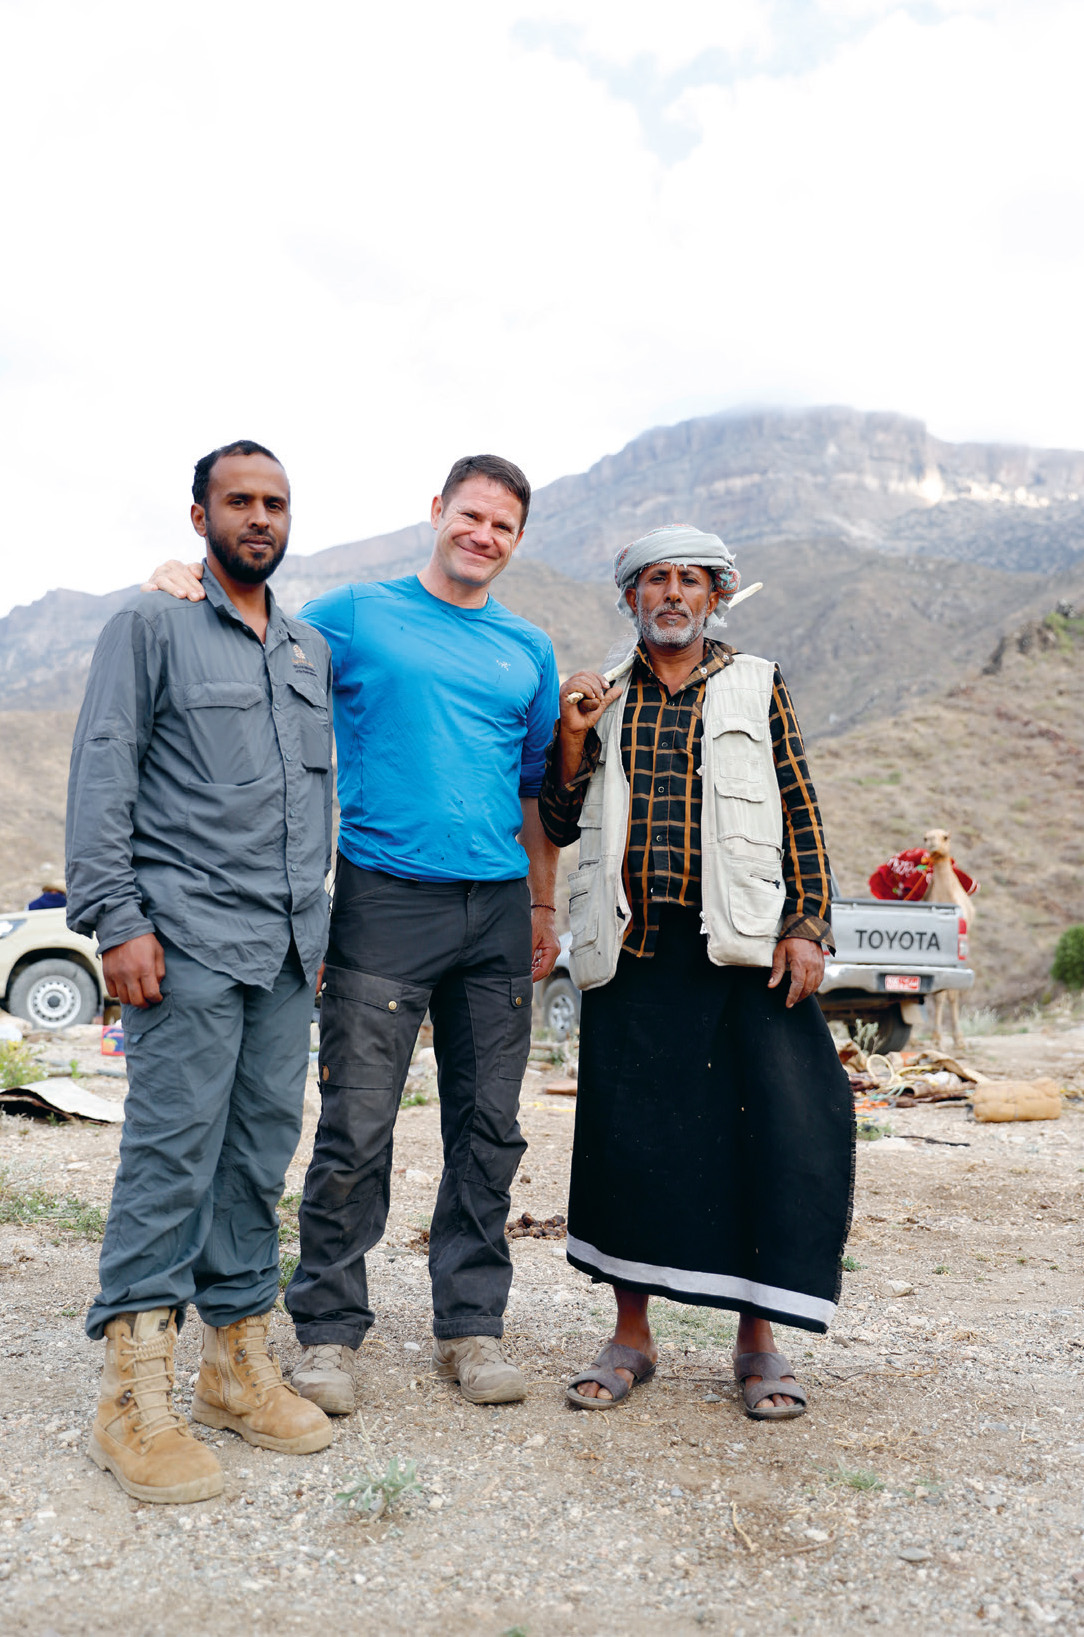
0, 907, 107, 1029
536, 879, 973, 1050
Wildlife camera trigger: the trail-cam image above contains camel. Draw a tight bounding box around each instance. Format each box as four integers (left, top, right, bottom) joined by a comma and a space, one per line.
923, 828, 974, 1052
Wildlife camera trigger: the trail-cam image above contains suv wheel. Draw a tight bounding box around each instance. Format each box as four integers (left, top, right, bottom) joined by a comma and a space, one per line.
8, 960, 99, 1030
541, 976, 580, 1040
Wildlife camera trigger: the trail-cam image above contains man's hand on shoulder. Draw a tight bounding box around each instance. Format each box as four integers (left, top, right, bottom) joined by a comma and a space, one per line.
102, 933, 166, 1008
768, 937, 825, 1008
141, 560, 206, 600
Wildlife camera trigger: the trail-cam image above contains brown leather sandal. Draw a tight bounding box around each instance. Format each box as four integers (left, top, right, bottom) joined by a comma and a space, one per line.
566, 1341, 657, 1410
733, 1350, 809, 1420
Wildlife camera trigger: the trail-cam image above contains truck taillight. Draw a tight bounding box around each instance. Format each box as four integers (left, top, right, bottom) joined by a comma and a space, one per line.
958, 915, 968, 961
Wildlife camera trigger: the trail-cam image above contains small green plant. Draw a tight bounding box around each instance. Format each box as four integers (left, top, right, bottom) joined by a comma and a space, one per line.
856, 1120, 892, 1141
1052, 925, 1084, 990
279, 1251, 300, 1288
502, 1628, 530, 1637
0, 1168, 106, 1237
337, 1454, 420, 1519
840, 1255, 863, 1272
0, 1040, 46, 1091
933, 1264, 950, 1275
401, 1088, 429, 1107
850, 1020, 880, 1056
826, 1462, 884, 1493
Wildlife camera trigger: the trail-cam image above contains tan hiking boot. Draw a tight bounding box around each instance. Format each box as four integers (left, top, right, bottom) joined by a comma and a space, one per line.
88, 1309, 224, 1504
192, 1311, 333, 1453
432, 1336, 527, 1404
291, 1344, 356, 1415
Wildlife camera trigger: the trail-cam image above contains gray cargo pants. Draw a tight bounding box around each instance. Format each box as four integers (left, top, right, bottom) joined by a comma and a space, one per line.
285, 859, 532, 1347
87, 939, 314, 1341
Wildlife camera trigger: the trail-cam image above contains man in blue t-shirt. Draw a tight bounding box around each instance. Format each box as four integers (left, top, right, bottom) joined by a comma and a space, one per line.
146, 455, 561, 1413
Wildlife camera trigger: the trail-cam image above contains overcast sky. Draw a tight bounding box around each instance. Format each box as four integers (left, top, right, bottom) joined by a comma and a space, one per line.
2, 0, 1082, 616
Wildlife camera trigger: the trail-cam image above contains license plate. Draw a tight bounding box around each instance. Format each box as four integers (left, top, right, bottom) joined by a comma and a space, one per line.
885, 974, 921, 993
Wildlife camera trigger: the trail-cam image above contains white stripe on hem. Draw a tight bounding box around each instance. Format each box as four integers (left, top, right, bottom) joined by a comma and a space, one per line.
565, 1234, 837, 1328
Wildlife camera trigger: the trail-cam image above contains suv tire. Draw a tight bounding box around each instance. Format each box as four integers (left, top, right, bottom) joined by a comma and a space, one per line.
540, 975, 581, 1040
9, 959, 99, 1030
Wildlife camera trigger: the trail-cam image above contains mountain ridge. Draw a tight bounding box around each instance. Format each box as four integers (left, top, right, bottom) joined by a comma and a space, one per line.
4, 405, 1084, 729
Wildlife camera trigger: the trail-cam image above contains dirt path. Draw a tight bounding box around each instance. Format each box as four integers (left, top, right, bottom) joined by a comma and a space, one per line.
1, 1025, 1082, 1635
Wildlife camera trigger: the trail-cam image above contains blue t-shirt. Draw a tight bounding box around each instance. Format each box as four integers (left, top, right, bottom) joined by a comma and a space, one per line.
301, 574, 560, 882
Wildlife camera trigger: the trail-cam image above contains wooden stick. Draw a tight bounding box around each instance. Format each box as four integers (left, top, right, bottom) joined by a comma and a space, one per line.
565, 651, 636, 705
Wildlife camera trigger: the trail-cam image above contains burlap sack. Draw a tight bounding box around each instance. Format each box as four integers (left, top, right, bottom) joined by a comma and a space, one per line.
971, 1078, 1062, 1123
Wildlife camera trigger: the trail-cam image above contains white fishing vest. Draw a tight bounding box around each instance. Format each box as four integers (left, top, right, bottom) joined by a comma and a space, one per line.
567, 653, 785, 990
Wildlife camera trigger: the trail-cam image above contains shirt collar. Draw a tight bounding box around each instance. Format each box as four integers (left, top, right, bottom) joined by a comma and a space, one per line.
633, 636, 734, 692
201, 560, 289, 648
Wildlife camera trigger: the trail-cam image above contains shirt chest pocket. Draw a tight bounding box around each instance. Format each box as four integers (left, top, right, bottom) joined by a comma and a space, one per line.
285, 670, 330, 771
712, 719, 770, 801
183, 681, 267, 785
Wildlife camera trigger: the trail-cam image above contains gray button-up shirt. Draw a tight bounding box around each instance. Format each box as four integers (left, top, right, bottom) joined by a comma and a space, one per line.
66, 565, 333, 987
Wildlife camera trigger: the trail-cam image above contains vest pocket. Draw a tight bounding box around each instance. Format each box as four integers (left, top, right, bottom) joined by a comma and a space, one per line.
727, 868, 785, 937
567, 864, 600, 950
712, 722, 770, 800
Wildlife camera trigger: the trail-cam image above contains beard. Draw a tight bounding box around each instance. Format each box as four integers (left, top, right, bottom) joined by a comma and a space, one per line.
637, 596, 708, 650
205, 522, 288, 585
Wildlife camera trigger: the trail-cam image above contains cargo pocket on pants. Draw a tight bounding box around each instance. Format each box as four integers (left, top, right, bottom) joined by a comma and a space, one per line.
498, 974, 533, 1081
120, 991, 174, 1045
318, 965, 428, 1090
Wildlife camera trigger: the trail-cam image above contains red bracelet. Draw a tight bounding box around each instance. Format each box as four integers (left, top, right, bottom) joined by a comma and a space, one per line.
531, 903, 556, 911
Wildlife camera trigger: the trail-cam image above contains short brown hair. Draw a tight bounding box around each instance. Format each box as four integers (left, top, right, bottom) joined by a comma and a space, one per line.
440, 454, 530, 529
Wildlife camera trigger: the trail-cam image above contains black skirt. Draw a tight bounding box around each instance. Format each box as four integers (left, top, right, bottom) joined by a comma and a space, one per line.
566, 907, 855, 1334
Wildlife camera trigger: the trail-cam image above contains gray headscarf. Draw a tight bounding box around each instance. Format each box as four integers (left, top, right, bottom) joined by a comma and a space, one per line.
613, 524, 740, 633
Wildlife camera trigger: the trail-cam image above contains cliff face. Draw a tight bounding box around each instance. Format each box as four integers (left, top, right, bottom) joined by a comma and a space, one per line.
4, 405, 1084, 716
517, 406, 1084, 579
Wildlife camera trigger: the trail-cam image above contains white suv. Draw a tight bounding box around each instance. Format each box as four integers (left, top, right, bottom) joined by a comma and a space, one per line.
0, 907, 106, 1029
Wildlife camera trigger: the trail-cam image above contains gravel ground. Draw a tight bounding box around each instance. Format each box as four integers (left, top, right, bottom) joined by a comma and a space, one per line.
1, 1021, 1082, 1636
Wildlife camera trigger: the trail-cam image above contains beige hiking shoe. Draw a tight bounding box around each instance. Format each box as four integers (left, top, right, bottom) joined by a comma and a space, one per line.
432, 1336, 527, 1404
192, 1311, 333, 1453
89, 1308, 224, 1504
291, 1344, 357, 1415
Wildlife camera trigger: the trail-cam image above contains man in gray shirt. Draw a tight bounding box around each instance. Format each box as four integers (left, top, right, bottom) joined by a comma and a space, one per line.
66, 441, 334, 1504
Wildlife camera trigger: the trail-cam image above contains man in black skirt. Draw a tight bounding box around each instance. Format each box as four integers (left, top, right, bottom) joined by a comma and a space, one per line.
538, 525, 854, 1419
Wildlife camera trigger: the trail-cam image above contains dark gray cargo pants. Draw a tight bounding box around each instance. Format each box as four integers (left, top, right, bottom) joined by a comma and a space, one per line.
87, 938, 314, 1341
285, 858, 532, 1347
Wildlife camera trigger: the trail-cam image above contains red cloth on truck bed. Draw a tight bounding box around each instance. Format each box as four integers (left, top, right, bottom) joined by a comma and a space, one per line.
868, 848, 977, 902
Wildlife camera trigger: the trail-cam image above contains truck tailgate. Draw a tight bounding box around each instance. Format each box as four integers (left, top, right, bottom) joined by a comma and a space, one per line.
830, 899, 962, 968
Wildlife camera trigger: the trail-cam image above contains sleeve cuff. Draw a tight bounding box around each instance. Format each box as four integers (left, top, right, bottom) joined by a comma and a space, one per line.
93, 906, 157, 955
779, 912, 835, 952
557, 725, 601, 790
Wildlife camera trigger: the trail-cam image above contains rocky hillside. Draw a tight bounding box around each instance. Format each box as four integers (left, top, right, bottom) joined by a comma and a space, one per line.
814, 609, 1084, 1011
4, 612, 1080, 1012
4, 407, 1084, 725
